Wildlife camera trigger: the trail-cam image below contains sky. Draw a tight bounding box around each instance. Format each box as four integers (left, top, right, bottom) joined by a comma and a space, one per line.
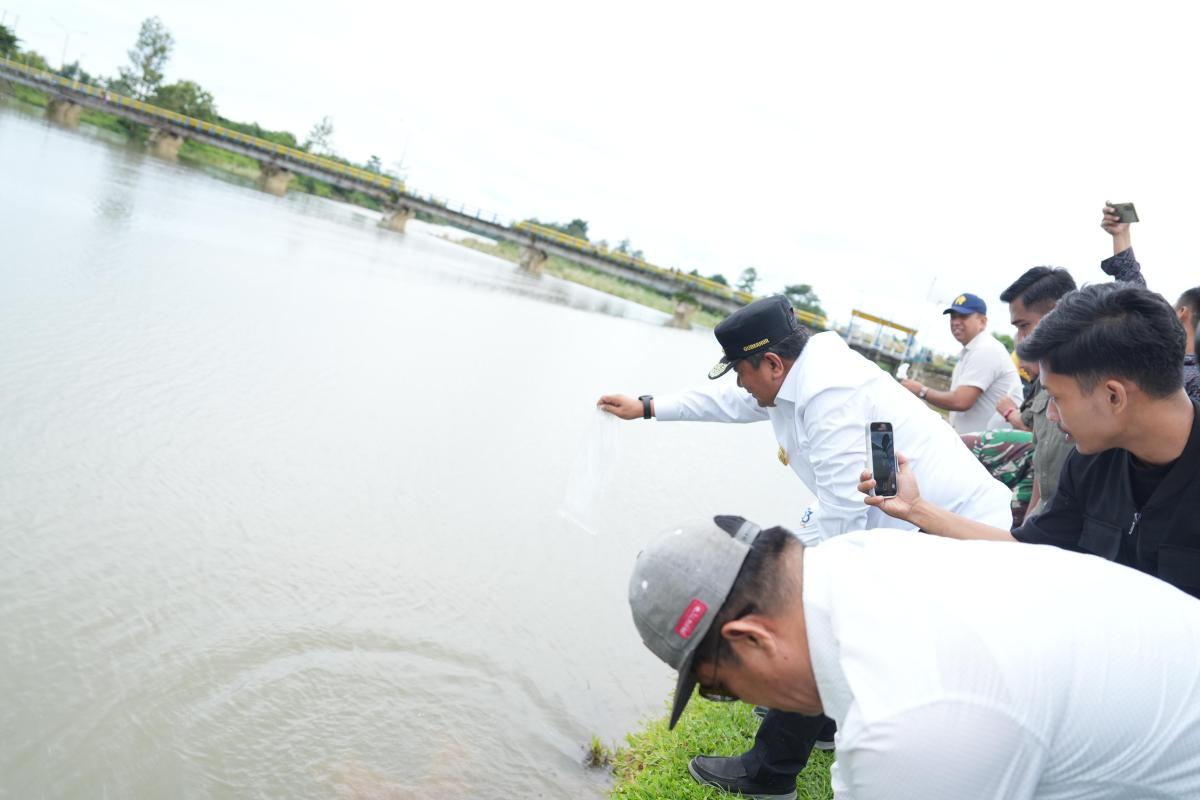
5, 0, 1200, 353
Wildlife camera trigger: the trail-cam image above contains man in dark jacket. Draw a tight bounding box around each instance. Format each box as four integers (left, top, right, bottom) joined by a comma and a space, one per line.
860, 283, 1200, 599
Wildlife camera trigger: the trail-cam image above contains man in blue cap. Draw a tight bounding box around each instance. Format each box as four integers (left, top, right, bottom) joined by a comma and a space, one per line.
599, 295, 1011, 799
900, 292, 1022, 434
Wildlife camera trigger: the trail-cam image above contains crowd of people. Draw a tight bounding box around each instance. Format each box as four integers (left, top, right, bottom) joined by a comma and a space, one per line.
599, 203, 1200, 799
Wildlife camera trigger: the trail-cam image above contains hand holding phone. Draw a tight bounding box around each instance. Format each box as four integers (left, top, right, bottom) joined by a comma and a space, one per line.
1110, 202, 1139, 223
866, 422, 898, 498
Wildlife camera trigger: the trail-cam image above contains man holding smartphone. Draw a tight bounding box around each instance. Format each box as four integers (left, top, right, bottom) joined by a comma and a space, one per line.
860, 283, 1200, 601
599, 295, 1012, 800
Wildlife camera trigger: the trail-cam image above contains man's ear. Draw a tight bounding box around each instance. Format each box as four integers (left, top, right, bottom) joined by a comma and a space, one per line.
764, 352, 785, 375
722, 616, 778, 658
1103, 378, 1130, 413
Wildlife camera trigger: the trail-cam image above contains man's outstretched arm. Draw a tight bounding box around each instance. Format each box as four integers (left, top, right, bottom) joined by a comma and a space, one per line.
597, 382, 768, 423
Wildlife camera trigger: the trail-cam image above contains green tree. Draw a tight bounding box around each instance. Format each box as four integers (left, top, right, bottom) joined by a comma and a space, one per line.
365, 155, 382, 173
0, 23, 19, 57
151, 80, 217, 120
58, 61, 97, 84
304, 115, 335, 154
993, 332, 1015, 353
708, 273, 729, 286
736, 267, 759, 294
16, 50, 51, 71
782, 283, 826, 317
118, 17, 174, 99
522, 218, 590, 241
564, 218, 589, 240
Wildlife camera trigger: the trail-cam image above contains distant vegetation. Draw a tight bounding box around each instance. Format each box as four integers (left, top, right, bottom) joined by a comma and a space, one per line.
0, 17, 399, 212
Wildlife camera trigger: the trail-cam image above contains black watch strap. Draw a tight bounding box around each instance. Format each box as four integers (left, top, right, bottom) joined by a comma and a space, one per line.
638, 394, 654, 419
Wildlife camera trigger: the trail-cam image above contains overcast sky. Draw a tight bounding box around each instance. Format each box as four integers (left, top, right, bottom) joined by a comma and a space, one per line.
6, 0, 1199, 352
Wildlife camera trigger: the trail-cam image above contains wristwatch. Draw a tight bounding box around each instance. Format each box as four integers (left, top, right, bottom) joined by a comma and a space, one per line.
918, 386, 929, 400
638, 394, 654, 419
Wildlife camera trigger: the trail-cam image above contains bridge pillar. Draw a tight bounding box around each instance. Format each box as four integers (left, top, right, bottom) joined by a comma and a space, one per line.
148, 129, 185, 160
380, 205, 412, 233
46, 98, 82, 127
519, 246, 548, 274
668, 298, 699, 329
257, 164, 293, 196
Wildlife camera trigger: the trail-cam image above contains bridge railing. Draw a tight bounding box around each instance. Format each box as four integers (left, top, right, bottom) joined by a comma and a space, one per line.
2, 55, 809, 315
513, 221, 763, 305
0, 55, 405, 194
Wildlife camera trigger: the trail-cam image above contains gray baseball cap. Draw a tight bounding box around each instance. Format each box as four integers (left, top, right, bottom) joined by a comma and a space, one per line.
628, 516, 761, 729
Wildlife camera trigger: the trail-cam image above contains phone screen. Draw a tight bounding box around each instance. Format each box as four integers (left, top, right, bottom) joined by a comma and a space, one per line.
869, 423, 898, 497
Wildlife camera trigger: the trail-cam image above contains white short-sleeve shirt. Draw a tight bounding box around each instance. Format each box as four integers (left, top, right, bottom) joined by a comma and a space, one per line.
949, 331, 1023, 434
804, 532, 1200, 800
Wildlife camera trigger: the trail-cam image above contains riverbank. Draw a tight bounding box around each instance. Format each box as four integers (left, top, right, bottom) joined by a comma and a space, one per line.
609, 697, 833, 799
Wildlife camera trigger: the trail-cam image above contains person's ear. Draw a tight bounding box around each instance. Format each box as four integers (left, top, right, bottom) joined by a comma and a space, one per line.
721, 616, 778, 659
764, 352, 785, 375
1103, 379, 1130, 414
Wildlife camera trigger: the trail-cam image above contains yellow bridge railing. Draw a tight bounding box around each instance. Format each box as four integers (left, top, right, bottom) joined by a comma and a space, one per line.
0, 55, 405, 192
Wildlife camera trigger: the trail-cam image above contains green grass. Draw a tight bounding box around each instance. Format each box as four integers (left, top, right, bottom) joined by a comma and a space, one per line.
610, 695, 834, 799
5, 82, 49, 107
451, 237, 725, 328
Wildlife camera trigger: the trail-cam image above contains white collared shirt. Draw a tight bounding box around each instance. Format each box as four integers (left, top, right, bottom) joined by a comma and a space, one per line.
949, 330, 1023, 434
803, 531, 1200, 800
654, 332, 1012, 541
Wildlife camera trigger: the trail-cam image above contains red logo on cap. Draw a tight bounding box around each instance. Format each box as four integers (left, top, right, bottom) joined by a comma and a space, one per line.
674, 599, 708, 639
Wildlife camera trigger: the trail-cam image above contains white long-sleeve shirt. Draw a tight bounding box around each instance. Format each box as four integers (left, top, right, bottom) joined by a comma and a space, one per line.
654, 332, 1012, 540
805, 531, 1200, 800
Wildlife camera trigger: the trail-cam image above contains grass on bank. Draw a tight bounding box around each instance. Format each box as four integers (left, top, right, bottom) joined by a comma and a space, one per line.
452, 237, 726, 328
610, 694, 833, 800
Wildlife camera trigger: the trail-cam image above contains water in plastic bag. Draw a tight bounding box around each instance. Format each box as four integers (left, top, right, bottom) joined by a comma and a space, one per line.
559, 409, 622, 535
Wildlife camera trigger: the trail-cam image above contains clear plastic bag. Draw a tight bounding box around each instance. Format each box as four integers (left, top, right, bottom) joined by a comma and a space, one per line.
559, 409, 622, 535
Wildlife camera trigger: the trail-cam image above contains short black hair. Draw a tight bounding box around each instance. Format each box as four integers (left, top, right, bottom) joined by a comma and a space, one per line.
1017, 284, 1185, 398
693, 523, 798, 670
1177, 286, 1200, 321
999, 266, 1077, 314
745, 328, 810, 369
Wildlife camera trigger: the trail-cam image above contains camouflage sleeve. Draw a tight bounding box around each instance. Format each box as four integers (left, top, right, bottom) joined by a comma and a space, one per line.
1100, 247, 1147, 287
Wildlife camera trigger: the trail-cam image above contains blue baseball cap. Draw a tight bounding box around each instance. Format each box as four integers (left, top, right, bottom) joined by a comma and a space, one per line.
943, 293, 987, 315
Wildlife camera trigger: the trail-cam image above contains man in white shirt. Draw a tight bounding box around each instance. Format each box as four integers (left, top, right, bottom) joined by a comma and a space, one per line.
629, 516, 1200, 800
599, 295, 1011, 799
900, 292, 1023, 433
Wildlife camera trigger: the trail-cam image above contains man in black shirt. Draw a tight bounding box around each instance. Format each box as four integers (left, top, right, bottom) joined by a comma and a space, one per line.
859, 283, 1200, 599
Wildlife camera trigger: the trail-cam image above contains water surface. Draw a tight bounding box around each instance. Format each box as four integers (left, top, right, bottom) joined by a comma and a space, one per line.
0, 98, 810, 798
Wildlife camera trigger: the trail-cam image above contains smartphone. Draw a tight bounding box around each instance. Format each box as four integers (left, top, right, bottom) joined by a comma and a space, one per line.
1111, 202, 1139, 223
866, 422, 898, 497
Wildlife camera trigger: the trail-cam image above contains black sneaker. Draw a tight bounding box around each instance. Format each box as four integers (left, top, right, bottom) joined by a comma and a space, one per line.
687, 755, 797, 800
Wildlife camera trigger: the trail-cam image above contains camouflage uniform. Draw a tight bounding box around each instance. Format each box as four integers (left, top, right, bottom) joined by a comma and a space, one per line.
960, 430, 1035, 528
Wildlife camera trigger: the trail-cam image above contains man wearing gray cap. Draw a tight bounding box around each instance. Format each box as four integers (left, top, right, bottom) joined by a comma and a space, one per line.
600, 294, 1012, 798
629, 516, 1200, 800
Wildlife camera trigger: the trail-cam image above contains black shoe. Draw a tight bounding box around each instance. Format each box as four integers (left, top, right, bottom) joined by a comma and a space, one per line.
687, 755, 797, 800
814, 717, 837, 751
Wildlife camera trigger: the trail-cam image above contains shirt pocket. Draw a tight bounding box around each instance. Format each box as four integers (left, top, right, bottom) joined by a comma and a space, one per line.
1078, 517, 1122, 561
1156, 545, 1200, 596
1030, 392, 1050, 415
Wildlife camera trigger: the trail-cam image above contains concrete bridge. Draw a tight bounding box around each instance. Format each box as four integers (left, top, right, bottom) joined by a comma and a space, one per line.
0, 55, 801, 318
